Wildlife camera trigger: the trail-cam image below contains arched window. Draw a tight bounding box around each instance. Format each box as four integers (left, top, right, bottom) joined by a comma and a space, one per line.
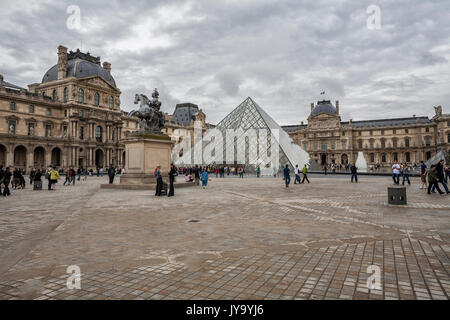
64, 87, 68, 102
52, 89, 57, 101
406, 152, 411, 162
109, 96, 114, 109
78, 88, 84, 103
94, 92, 100, 106
96, 126, 103, 142
370, 153, 375, 163
381, 153, 386, 163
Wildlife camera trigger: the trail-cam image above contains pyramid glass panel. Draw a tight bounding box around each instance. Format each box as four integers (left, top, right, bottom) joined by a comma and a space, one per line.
175, 97, 319, 174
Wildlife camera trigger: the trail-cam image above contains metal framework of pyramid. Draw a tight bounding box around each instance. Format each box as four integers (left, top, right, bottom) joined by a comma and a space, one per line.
175, 97, 318, 174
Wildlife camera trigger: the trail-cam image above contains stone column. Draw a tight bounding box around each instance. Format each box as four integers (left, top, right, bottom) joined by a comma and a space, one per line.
27, 150, 33, 170
45, 149, 51, 168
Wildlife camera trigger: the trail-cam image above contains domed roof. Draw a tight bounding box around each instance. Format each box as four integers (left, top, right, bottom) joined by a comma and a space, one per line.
42, 58, 116, 87
311, 100, 337, 116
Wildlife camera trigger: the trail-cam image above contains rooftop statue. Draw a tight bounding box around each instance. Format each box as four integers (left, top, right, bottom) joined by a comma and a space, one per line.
130, 89, 165, 134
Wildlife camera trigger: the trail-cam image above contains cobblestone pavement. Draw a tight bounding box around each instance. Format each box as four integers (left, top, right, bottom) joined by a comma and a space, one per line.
0, 175, 449, 300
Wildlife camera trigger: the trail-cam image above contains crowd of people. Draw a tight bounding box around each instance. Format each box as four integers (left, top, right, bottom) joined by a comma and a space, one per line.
0, 165, 123, 196
1, 159, 449, 198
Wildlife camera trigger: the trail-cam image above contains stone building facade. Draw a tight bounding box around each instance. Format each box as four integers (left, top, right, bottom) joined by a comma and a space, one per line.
283, 100, 450, 167
0, 46, 209, 171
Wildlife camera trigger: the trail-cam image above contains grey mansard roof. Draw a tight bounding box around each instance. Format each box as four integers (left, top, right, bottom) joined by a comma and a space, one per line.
42, 59, 116, 87
282, 116, 432, 132
311, 100, 337, 116
172, 103, 199, 126
341, 116, 431, 128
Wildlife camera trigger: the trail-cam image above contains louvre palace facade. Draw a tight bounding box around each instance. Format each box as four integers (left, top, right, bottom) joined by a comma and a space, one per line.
283, 100, 450, 167
0, 46, 209, 171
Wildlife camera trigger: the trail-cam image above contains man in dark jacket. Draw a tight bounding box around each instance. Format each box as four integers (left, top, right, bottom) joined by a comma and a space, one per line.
350, 163, 358, 183
428, 165, 444, 195
168, 164, 177, 197
432, 160, 449, 194
107, 165, 116, 184
284, 164, 291, 188
2, 167, 12, 196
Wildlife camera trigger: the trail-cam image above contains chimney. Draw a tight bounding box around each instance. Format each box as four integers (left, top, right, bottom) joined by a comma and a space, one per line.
311, 103, 314, 111
103, 62, 111, 74
57, 45, 68, 80
335, 100, 339, 114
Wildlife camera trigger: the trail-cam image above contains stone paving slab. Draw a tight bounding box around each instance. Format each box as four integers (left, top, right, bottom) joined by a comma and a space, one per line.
0, 175, 448, 300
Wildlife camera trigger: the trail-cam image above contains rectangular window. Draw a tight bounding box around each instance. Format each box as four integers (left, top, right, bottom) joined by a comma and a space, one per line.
29, 105, 35, 113
79, 126, 84, 140
393, 129, 396, 134
331, 141, 335, 150
46, 108, 51, 116
405, 129, 409, 134
8, 121, 16, 134
342, 141, 347, 149
45, 125, 52, 137
425, 127, 430, 133
321, 143, 327, 151
28, 123, 35, 136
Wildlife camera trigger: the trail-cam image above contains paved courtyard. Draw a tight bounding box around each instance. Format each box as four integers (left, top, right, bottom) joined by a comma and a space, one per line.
0, 175, 449, 300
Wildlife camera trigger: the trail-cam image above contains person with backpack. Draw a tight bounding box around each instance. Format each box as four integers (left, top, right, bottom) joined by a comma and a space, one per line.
401, 163, 411, 185
302, 165, 310, 184
48, 166, 60, 190
428, 165, 444, 195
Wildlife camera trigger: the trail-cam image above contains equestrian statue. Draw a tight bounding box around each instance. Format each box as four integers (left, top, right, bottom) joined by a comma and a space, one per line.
130, 89, 165, 134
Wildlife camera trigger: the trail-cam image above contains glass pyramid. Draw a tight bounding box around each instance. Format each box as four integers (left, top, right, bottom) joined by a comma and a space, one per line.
175, 97, 318, 174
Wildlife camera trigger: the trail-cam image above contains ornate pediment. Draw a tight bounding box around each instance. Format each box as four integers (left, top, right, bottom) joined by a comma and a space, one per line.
78, 76, 118, 92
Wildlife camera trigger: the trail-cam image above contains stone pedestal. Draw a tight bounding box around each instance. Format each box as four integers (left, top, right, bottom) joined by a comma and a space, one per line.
120, 133, 173, 185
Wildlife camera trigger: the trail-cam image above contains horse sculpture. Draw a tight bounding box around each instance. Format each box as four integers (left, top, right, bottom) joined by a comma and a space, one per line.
129, 89, 165, 134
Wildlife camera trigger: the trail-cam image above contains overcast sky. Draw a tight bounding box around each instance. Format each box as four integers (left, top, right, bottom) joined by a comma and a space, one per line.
1, 0, 449, 125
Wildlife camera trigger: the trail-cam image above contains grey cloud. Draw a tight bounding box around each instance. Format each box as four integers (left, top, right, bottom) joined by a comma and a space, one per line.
1, 0, 449, 126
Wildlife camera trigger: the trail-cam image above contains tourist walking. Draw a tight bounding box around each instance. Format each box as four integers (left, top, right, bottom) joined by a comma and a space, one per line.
432, 160, 449, 194
419, 161, 428, 189
302, 165, 310, 184
194, 165, 200, 186
63, 168, 71, 186
401, 163, 411, 186
427, 165, 444, 195
256, 166, 261, 178
350, 163, 358, 183
48, 166, 60, 190
2, 167, 12, 196
155, 166, 163, 197
201, 169, 209, 189
284, 164, 291, 188
168, 164, 177, 197
33, 169, 42, 190
294, 165, 301, 184
29, 168, 36, 185
108, 165, 116, 184
392, 160, 401, 185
